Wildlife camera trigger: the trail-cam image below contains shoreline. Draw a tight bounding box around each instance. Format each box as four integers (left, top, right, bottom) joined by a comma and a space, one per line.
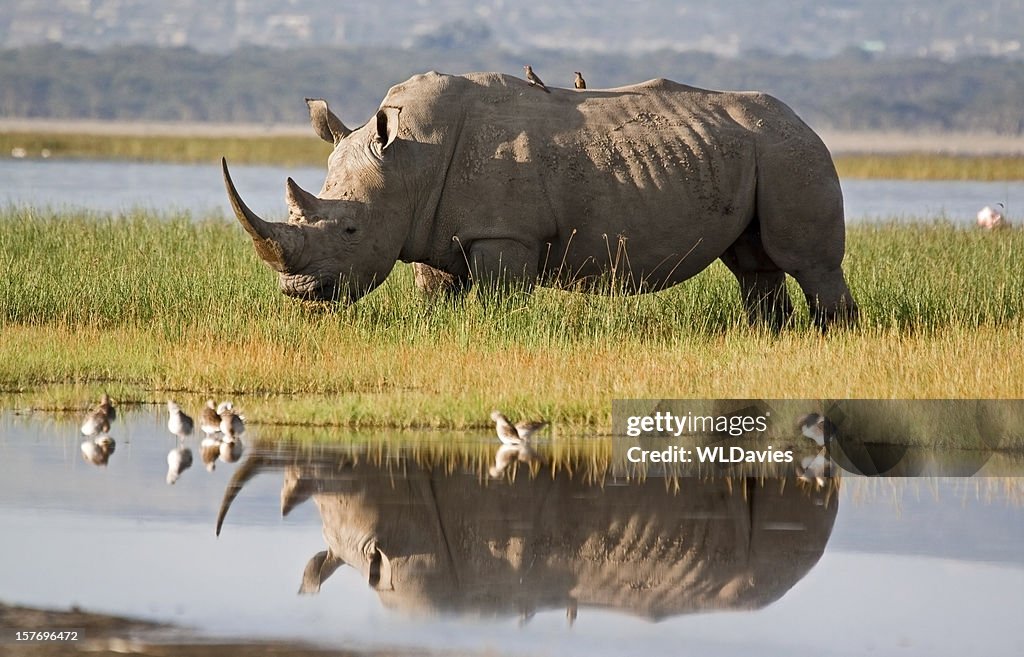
3, 118, 1024, 155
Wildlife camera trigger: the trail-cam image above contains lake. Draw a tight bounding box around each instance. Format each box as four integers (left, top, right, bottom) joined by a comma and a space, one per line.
1, 408, 1022, 656
1, 158, 1021, 223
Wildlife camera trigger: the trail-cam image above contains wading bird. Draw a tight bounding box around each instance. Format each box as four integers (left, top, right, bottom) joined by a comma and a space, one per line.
199, 399, 222, 437
167, 400, 194, 440
977, 202, 1008, 229
490, 410, 547, 445
81, 393, 116, 437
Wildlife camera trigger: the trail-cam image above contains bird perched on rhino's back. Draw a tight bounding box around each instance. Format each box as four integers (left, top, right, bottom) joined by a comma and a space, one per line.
523, 65, 550, 93
574, 71, 586, 89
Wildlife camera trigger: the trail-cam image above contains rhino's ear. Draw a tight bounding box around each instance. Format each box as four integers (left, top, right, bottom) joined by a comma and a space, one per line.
305, 98, 351, 145
374, 106, 401, 153
367, 545, 393, 591
298, 549, 345, 595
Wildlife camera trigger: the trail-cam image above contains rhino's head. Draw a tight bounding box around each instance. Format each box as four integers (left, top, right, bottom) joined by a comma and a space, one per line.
222, 99, 406, 302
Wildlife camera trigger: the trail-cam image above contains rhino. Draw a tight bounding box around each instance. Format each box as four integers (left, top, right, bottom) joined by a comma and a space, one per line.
216, 442, 838, 620
223, 72, 858, 329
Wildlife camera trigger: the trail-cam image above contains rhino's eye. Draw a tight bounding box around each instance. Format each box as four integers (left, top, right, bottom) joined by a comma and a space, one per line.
345, 227, 357, 234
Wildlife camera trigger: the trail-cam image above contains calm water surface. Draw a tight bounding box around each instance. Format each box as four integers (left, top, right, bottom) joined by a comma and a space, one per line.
1, 409, 1022, 656
1, 158, 1022, 223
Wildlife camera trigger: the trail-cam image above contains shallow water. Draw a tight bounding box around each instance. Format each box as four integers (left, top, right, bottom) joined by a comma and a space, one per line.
1, 408, 1022, 656
0, 158, 1021, 224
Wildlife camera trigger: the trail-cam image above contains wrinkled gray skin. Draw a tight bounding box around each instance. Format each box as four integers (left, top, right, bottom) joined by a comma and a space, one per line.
223, 72, 858, 329
217, 446, 838, 619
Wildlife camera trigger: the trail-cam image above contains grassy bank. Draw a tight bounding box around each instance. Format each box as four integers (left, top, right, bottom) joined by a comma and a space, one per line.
3, 131, 1024, 180
1, 208, 1023, 439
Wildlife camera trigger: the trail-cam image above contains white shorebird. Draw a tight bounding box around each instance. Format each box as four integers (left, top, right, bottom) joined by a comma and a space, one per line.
166, 446, 194, 484
220, 406, 245, 440
977, 202, 1008, 229
199, 399, 222, 437
490, 410, 547, 446
80, 393, 116, 437
166, 400, 194, 439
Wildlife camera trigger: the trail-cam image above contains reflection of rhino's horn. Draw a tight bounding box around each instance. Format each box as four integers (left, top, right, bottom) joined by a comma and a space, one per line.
299, 549, 345, 595
221, 158, 305, 273
215, 452, 272, 536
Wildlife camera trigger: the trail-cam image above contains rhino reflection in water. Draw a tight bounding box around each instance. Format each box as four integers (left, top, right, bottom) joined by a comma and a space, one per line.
217, 446, 838, 620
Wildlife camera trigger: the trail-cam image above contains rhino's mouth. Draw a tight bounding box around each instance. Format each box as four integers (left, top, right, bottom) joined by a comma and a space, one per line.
280, 274, 343, 303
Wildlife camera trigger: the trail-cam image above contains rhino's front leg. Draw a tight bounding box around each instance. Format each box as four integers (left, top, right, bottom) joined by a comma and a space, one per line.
412, 263, 469, 299
467, 239, 539, 297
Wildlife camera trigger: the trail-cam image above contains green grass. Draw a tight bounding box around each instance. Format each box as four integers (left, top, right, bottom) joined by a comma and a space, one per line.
1, 208, 1023, 441
4, 131, 1024, 180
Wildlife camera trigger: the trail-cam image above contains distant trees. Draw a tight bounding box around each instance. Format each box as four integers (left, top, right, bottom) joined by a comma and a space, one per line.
1, 43, 1021, 133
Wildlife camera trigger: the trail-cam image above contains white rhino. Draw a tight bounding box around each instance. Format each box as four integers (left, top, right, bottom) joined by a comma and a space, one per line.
223, 72, 858, 329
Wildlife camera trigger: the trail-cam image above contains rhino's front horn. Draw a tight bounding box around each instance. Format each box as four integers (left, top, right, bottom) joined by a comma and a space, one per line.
222, 158, 305, 273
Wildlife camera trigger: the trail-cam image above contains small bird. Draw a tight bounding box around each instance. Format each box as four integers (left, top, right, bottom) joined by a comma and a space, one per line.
199, 399, 222, 437
574, 71, 586, 89
166, 400, 194, 440
491, 410, 547, 446
220, 407, 245, 440
80, 393, 116, 437
977, 202, 1008, 229
166, 446, 194, 485
524, 65, 550, 93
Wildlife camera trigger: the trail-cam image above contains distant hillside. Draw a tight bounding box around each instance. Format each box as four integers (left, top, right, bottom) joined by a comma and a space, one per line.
3, 0, 1023, 59
1, 44, 1022, 134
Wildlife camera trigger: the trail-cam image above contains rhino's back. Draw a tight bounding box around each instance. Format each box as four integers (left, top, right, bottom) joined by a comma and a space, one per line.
383, 71, 808, 145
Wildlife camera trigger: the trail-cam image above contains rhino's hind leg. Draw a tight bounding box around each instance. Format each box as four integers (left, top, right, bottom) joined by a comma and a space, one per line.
720, 222, 794, 331
791, 266, 859, 331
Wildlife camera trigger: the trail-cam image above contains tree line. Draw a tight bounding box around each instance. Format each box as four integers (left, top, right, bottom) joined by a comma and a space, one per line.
1, 43, 1021, 134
